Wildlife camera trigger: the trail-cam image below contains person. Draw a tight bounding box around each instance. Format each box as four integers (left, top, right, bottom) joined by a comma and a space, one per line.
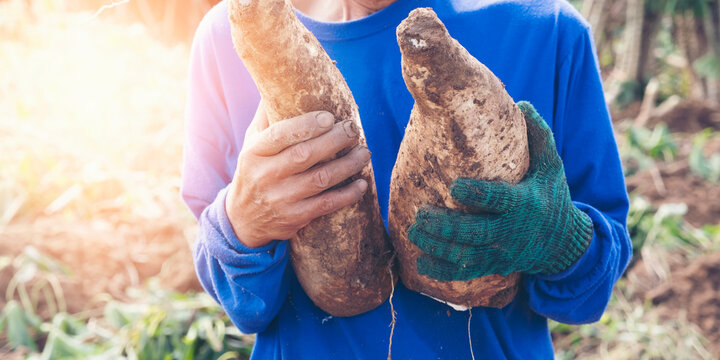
181, 0, 632, 358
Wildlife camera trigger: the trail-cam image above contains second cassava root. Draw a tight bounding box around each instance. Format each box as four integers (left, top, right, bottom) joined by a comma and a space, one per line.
389, 8, 530, 308
228, 0, 395, 316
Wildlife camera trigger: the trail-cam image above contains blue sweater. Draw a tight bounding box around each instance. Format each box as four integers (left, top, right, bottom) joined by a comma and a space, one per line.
182, 0, 632, 358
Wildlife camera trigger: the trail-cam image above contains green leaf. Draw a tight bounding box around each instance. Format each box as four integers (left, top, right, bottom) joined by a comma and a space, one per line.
615, 80, 642, 109
693, 53, 720, 80
627, 123, 677, 162
689, 129, 720, 183
217, 351, 240, 360
2, 300, 38, 351
40, 330, 96, 359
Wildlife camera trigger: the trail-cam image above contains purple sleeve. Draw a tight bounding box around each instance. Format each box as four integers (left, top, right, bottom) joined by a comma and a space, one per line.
181, 3, 291, 334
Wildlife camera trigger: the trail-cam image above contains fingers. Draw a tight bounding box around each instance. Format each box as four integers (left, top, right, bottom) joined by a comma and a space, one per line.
408, 223, 493, 267
450, 178, 518, 214
292, 179, 368, 225
413, 206, 498, 246
287, 145, 371, 200
249, 111, 337, 156
276, 120, 360, 176
516, 101, 562, 172
242, 100, 270, 152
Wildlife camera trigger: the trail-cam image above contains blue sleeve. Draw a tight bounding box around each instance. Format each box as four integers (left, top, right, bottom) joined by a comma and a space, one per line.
193, 187, 291, 334
181, 5, 291, 334
523, 27, 632, 325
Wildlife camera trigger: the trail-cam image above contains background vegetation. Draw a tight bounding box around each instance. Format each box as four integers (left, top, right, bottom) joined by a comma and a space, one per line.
1, 0, 719, 358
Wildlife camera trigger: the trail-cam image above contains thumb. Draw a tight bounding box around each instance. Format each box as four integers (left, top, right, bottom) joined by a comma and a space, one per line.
242, 99, 269, 152
517, 101, 561, 173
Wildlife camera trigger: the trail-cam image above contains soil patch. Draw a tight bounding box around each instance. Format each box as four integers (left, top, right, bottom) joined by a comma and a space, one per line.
610, 101, 642, 123
0, 218, 201, 317
647, 251, 720, 355
648, 100, 720, 133
625, 135, 720, 227
626, 163, 720, 227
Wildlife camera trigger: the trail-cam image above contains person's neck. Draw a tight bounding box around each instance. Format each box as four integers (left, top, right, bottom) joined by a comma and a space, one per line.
292, 0, 397, 22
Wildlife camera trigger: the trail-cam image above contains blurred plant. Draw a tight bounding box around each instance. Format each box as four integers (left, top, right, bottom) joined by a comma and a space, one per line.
689, 129, 720, 183
1, 247, 70, 353
4, 247, 69, 319
1, 270, 254, 359
99, 284, 253, 360
615, 80, 644, 109
625, 194, 720, 271
618, 123, 678, 176
0, 301, 42, 352
36, 312, 100, 359
693, 53, 720, 80
619, 146, 656, 177
655, 70, 692, 104
627, 123, 677, 161
626, 196, 655, 265
551, 291, 714, 360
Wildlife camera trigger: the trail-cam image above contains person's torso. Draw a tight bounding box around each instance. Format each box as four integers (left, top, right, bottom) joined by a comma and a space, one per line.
209, 0, 588, 358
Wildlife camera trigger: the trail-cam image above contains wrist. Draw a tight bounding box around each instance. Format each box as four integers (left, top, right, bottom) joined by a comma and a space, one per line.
225, 185, 274, 249
538, 208, 593, 275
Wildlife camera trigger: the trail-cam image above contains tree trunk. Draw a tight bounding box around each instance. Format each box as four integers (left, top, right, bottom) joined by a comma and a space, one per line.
637, 4, 663, 85
703, 0, 720, 104
675, 14, 709, 99
622, 0, 645, 82
583, 0, 610, 47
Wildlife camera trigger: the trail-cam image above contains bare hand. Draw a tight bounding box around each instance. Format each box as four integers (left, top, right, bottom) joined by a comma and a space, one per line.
226, 102, 371, 248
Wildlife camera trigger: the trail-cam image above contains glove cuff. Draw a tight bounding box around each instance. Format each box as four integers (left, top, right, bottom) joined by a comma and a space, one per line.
539, 209, 594, 275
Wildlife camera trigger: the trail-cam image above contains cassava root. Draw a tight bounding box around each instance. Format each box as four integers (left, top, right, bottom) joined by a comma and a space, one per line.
228, 0, 395, 316
389, 8, 530, 308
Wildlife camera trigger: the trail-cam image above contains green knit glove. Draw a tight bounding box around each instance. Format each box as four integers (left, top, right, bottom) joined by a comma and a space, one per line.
408, 102, 593, 281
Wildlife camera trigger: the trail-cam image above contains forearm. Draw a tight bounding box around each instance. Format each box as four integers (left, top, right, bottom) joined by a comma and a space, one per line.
193, 186, 291, 334
523, 202, 631, 324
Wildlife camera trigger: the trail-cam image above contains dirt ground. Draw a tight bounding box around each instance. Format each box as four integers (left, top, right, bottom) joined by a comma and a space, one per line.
0, 217, 201, 317
622, 99, 720, 355
647, 100, 720, 133
626, 158, 720, 227
624, 99, 720, 228
647, 252, 720, 355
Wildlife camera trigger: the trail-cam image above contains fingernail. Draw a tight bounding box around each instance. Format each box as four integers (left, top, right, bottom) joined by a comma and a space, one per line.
357, 179, 368, 193
359, 146, 371, 162
317, 112, 334, 128
342, 120, 359, 138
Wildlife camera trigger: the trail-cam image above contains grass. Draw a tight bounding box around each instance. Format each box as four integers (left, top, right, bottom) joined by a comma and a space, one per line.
550, 193, 720, 359
689, 129, 720, 183
1, 252, 255, 359
552, 292, 714, 360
